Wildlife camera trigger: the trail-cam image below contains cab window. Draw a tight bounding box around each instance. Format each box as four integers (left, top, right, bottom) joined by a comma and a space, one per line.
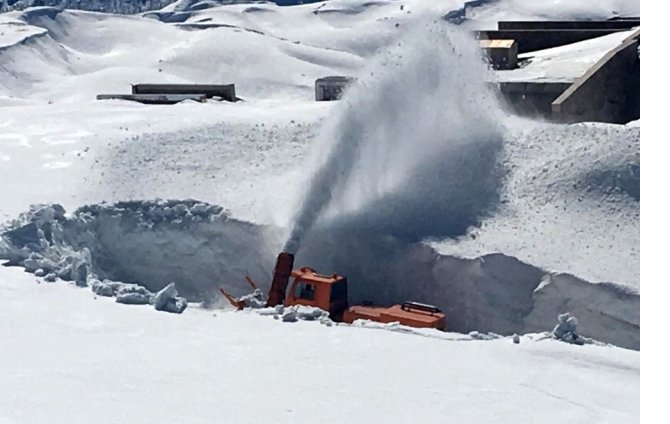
296, 282, 316, 301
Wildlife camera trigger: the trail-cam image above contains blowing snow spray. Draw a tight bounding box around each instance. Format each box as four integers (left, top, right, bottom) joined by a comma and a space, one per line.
283, 20, 504, 254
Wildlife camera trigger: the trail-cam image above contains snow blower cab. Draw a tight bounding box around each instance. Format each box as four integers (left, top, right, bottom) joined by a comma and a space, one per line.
286, 267, 350, 321
222, 251, 446, 331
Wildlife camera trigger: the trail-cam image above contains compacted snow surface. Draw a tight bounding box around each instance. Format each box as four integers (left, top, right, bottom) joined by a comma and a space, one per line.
0, 267, 640, 424
0, 0, 640, 422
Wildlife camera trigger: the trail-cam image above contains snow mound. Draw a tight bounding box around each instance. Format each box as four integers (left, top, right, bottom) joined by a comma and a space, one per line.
115, 283, 153, 305
244, 304, 334, 325
553, 312, 584, 345
1, 200, 639, 349
89, 278, 189, 313
153, 282, 188, 313
434, 121, 640, 286
90, 279, 125, 297
0, 14, 47, 50
266, 304, 334, 325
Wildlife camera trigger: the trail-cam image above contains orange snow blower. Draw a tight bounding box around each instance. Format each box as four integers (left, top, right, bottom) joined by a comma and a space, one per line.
220, 252, 446, 330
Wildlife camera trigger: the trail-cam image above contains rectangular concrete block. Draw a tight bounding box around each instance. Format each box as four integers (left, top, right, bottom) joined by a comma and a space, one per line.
493, 82, 572, 118
498, 20, 640, 31
131, 84, 237, 101
96, 94, 206, 104
551, 30, 640, 123
479, 39, 518, 70
315, 76, 355, 101
475, 29, 628, 53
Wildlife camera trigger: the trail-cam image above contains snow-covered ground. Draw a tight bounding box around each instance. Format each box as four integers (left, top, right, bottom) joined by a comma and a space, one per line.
0, 265, 639, 424
1, 0, 640, 421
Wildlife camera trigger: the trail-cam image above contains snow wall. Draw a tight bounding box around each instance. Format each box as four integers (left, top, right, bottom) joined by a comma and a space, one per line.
0, 200, 639, 350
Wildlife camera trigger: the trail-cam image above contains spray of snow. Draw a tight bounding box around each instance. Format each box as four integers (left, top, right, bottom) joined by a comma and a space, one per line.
283, 20, 504, 253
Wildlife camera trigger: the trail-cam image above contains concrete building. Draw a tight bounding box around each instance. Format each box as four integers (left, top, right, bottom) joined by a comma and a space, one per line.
487, 22, 640, 124
479, 39, 518, 70
131, 84, 237, 102
96, 94, 206, 104
315, 76, 355, 101
551, 30, 640, 123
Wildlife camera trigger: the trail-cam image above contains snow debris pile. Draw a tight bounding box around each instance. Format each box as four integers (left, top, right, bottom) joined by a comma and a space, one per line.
90, 279, 125, 297
277, 305, 334, 325
0, 204, 92, 286
468, 331, 503, 341
552, 312, 589, 346
153, 282, 188, 314
237, 289, 267, 309
90, 278, 188, 313
115, 284, 154, 305
255, 304, 334, 326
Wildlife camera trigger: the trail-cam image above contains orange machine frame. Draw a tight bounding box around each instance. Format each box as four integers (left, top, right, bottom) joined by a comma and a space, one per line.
221, 252, 447, 331
343, 303, 446, 330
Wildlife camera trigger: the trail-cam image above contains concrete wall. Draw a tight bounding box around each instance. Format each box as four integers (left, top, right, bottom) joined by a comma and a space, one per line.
552, 31, 640, 124
97, 94, 206, 104
315, 77, 355, 101
480, 40, 518, 70
475, 29, 628, 53
494, 82, 572, 119
498, 20, 639, 30
132, 84, 237, 101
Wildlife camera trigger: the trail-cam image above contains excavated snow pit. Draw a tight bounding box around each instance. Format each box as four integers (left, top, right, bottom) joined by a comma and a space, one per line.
0, 200, 639, 349
295, 228, 639, 350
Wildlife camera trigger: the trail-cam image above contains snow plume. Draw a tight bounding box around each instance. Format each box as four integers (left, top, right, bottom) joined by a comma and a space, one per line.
283, 21, 504, 254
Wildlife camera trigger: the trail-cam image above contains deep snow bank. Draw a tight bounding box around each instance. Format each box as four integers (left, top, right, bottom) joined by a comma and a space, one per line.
295, 226, 639, 350
1, 200, 639, 349
435, 121, 640, 286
